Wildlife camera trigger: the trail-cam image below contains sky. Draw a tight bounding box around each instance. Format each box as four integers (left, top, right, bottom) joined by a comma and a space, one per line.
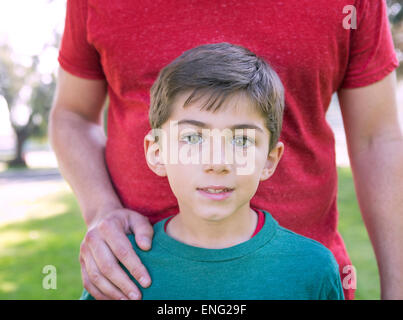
0, 0, 66, 76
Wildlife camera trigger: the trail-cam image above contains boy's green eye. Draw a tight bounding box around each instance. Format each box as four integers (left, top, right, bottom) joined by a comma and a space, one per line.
232, 136, 253, 148
182, 133, 204, 144
180, 133, 254, 147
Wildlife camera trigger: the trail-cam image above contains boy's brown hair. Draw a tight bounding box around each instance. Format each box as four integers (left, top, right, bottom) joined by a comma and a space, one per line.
149, 42, 285, 151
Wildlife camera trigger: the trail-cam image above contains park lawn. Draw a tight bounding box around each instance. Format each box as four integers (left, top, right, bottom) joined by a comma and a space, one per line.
0, 167, 380, 299
0, 191, 86, 299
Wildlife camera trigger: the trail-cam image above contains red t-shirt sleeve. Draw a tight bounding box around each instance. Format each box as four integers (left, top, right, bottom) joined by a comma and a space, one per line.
58, 0, 105, 80
340, 0, 399, 89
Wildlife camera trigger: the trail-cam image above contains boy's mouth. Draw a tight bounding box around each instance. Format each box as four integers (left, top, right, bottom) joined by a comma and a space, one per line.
196, 186, 234, 200
197, 186, 234, 193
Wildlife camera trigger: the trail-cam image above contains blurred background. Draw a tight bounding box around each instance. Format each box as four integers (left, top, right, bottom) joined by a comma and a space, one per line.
0, 0, 402, 300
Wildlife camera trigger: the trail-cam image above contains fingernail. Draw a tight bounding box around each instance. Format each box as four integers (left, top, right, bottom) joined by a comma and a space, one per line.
141, 238, 151, 247
128, 292, 140, 300
140, 276, 151, 287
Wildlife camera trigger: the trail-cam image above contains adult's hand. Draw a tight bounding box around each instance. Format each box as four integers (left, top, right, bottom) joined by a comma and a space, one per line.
79, 207, 154, 300
49, 68, 153, 300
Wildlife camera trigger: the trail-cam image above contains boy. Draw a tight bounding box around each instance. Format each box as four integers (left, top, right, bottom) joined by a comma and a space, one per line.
80, 42, 344, 300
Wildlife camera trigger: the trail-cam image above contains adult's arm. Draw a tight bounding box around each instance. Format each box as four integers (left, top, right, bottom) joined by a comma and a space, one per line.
338, 70, 403, 299
48, 67, 153, 300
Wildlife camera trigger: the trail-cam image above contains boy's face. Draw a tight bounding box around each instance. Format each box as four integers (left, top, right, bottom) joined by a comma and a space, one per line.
145, 90, 284, 222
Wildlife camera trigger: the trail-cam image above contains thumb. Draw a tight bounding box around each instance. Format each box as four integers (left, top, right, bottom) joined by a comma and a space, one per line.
128, 212, 154, 251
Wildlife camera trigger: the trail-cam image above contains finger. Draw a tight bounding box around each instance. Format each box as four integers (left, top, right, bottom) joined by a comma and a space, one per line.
83, 244, 133, 300
129, 214, 154, 251
100, 221, 152, 289
80, 263, 112, 300
80, 242, 110, 300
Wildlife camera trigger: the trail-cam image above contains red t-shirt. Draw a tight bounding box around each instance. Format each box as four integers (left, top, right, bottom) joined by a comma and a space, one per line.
58, 0, 399, 300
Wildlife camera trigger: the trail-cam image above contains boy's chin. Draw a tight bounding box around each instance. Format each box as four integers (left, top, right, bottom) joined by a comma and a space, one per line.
193, 207, 237, 223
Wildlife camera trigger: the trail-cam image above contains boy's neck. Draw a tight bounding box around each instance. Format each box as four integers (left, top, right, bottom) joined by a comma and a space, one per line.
165, 204, 258, 249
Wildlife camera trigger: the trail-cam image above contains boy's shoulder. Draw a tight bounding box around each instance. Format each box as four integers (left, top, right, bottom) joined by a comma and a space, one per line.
261, 211, 333, 253
268, 224, 344, 299
260, 210, 339, 270
260, 212, 343, 298
277, 225, 334, 256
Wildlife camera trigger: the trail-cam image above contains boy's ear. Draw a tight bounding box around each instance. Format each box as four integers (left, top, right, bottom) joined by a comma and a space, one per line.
144, 131, 167, 177
260, 141, 284, 181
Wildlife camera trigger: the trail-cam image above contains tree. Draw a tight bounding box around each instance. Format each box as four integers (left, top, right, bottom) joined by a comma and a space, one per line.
387, 0, 403, 24
387, 0, 403, 78
0, 42, 56, 167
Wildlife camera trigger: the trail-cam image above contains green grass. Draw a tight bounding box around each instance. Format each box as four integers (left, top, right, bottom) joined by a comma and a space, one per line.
337, 167, 380, 300
0, 191, 86, 299
0, 167, 380, 299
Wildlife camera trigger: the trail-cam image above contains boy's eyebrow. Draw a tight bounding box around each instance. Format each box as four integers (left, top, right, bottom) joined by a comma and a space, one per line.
176, 119, 264, 133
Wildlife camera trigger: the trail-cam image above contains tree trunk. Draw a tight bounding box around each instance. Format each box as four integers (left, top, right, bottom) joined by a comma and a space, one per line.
8, 127, 29, 168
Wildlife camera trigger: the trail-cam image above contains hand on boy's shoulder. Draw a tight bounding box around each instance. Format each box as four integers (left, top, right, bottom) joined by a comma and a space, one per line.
79, 234, 147, 300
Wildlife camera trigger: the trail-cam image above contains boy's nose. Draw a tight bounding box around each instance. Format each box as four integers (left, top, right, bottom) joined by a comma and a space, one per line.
202, 135, 233, 174
203, 161, 231, 174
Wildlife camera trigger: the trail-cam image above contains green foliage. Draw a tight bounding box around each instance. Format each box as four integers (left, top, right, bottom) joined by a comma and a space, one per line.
388, 0, 403, 24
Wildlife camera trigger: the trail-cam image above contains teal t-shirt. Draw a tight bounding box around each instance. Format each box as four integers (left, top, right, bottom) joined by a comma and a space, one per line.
80, 211, 344, 300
